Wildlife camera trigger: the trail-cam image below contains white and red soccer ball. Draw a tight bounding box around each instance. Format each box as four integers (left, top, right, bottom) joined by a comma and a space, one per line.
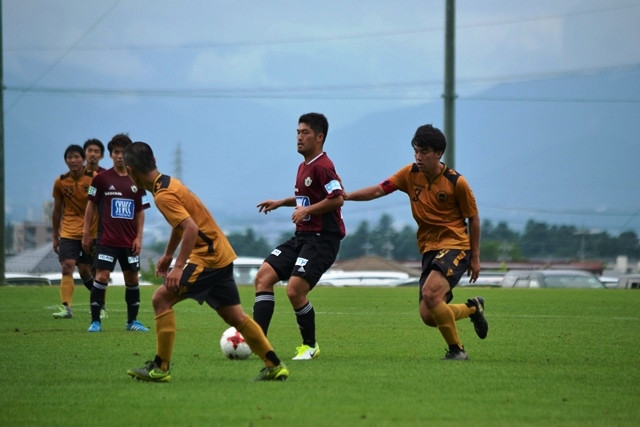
220, 327, 252, 360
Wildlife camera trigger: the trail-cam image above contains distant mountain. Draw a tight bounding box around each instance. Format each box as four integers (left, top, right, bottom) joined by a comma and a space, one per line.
6, 66, 640, 244
330, 65, 640, 236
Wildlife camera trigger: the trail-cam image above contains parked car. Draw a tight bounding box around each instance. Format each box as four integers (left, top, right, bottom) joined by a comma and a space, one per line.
41, 271, 153, 286
458, 271, 505, 287
500, 269, 606, 289
598, 276, 620, 289
616, 274, 640, 289
41, 272, 84, 286
168, 256, 264, 285
3, 273, 51, 286
317, 270, 417, 287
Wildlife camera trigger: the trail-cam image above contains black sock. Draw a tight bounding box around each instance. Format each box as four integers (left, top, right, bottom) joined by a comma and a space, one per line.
295, 301, 316, 347
90, 281, 107, 322
252, 292, 275, 335
83, 276, 94, 291
265, 351, 281, 367
125, 284, 140, 324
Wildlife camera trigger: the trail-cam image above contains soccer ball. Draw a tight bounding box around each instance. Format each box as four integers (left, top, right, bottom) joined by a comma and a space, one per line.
220, 327, 252, 360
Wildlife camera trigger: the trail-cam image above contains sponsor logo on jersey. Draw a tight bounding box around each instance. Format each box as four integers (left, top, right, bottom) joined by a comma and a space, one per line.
295, 196, 311, 221
111, 198, 135, 220
88, 186, 96, 196
127, 256, 140, 264
304, 177, 312, 187
271, 249, 282, 256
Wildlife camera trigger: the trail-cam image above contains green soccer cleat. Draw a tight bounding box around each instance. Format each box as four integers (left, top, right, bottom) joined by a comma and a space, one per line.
127, 361, 171, 382
52, 305, 72, 319
254, 364, 289, 381
292, 343, 320, 360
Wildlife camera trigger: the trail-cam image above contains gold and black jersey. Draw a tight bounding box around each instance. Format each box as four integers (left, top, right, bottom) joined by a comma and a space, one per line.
152, 174, 236, 269
381, 163, 478, 254
52, 169, 97, 240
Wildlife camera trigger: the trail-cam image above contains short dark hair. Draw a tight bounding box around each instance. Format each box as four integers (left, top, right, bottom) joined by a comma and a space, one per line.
299, 112, 329, 142
124, 142, 157, 174
107, 133, 132, 154
64, 144, 85, 160
411, 124, 446, 153
83, 138, 104, 155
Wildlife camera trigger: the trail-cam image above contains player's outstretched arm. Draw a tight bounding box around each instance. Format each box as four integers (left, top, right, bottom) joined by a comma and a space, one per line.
257, 196, 296, 214
344, 185, 386, 202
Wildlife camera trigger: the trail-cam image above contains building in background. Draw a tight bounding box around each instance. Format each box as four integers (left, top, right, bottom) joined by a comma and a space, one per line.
10, 221, 52, 254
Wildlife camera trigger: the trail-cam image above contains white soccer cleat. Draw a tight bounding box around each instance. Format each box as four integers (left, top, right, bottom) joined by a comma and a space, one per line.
292, 343, 320, 360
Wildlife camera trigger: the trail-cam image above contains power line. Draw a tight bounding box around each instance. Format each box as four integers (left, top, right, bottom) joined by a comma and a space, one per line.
6, 3, 639, 52
5, 0, 122, 113
4, 64, 639, 102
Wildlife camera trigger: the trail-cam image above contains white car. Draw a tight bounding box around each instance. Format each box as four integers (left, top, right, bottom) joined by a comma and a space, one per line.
500, 269, 605, 289
317, 270, 417, 287
4, 273, 51, 286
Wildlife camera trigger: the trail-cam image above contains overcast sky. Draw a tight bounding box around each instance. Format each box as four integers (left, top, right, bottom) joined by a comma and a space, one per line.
3, 0, 640, 241
6, 1, 639, 101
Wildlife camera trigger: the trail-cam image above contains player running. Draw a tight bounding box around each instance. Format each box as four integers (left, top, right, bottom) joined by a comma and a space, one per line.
345, 124, 488, 361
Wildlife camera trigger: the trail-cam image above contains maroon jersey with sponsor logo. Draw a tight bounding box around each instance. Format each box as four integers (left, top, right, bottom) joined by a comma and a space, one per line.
294, 152, 345, 238
88, 168, 150, 247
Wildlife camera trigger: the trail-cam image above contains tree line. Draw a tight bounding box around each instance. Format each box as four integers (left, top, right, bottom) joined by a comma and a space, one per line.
215, 214, 640, 262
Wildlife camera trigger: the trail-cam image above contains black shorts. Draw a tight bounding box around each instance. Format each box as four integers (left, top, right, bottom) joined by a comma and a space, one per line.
176, 263, 241, 310
418, 249, 470, 303
265, 232, 341, 288
58, 238, 92, 265
94, 245, 140, 272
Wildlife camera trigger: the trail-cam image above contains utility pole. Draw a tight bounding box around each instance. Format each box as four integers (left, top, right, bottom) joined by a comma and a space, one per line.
443, 0, 456, 169
1, 0, 6, 284
174, 143, 182, 181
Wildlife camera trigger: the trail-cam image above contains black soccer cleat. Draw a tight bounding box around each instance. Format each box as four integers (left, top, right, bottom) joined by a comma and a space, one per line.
441, 347, 469, 361
468, 296, 489, 339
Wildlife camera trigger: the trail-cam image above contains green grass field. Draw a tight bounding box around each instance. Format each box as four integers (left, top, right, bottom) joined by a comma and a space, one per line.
0, 284, 638, 426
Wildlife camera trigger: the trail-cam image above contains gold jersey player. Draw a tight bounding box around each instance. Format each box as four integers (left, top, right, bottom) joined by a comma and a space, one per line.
51, 145, 99, 319
253, 112, 345, 360
345, 124, 488, 361
123, 141, 288, 382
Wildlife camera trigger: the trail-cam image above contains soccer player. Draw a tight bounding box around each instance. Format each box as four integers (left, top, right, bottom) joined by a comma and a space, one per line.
83, 138, 106, 174
123, 141, 289, 382
252, 112, 345, 360
82, 133, 150, 333
345, 124, 488, 361
83, 137, 108, 315
51, 145, 98, 319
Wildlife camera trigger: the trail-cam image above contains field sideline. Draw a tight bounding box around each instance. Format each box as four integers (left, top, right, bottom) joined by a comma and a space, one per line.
0, 285, 638, 426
